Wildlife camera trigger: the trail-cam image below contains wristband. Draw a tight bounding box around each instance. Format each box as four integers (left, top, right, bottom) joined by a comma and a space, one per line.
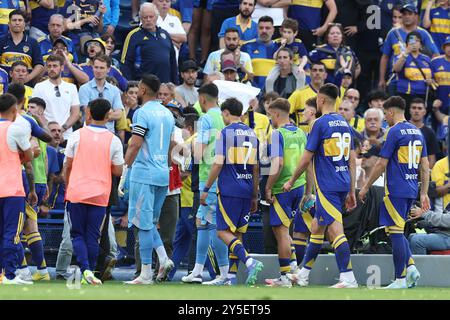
203, 186, 210, 193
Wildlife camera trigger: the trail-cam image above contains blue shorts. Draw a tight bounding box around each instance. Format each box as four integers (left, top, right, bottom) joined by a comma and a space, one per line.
217, 194, 251, 233
315, 190, 347, 226
197, 182, 217, 226
35, 183, 47, 206
128, 182, 167, 231
294, 207, 314, 233
380, 195, 415, 229
270, 185, 304, 228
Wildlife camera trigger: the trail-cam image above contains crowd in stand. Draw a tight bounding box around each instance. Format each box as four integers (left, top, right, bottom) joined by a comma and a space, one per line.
0, 0, 449, 284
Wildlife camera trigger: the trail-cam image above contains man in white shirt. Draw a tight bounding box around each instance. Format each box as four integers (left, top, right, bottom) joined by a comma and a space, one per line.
175, 60, 199, 108
32, 55, 80, 140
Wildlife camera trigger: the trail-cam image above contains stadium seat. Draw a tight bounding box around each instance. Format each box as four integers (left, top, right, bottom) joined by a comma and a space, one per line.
430, 250, 450, 255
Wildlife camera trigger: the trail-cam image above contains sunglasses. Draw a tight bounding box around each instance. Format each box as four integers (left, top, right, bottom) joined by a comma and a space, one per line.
55, 86, 61, 97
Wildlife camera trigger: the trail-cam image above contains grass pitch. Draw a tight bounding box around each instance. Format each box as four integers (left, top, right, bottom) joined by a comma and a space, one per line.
0, 281, 450, 300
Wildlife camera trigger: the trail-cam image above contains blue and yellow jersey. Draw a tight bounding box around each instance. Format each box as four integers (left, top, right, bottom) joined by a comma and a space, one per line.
396, 53, 432, 95
306, 113, 353, 193
0, 67, 8, 94
0, 0, 20, 35
428, 7, 450, 54
382, 27, 440, 76
431, 156, 450, 209
29, 0, 64, 33
79, 62, 127, 92
170, 0, 193, 23
0, 34, 43, 73
309, 44, 358, 85
215, 122, 259, 199
349, 116, 365, 134
274, 38, 308, 65
218, 15, 258, 44
379, 121, 427, 199
38, 35, 78, 63
287, 0, 324, 30
72, 0, 101, 33
23, 85, 33, 110
431, 55, 450, 114
241, 39, 277, 90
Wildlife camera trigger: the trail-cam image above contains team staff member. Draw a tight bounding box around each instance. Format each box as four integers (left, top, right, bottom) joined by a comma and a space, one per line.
0, 10, 44, 83
121, 3, 178, 84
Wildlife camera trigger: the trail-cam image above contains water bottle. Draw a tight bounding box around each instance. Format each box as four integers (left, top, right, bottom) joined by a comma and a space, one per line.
301, 195, 316, 212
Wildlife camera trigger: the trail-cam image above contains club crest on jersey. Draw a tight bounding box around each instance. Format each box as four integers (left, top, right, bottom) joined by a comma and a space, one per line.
23, 46, 29, 53
160, 33, 167, 39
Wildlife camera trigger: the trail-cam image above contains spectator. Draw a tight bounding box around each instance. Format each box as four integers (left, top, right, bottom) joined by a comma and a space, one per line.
0, 10, 44, 83
210, 0, 240, 51
220, 59, 241, 83
273, 18, 308, 68
159, 82, 177, 106
409, 98, 440, 168
101, 33, 120, 69
309, 23, 361, 86
0, 0, 20, 35
339, 99, 364, 140
334, 0, 367, 49
343, 88, 365, 132
78, 54, 124, 134
121, 3, 178, 84
379, 4, 440, 94
358, 142, 384, 188
170, 0, 194, 34
154, 0, 187, 61
430, 156, 450, 212
218, 0, 257, 48
241, 15, 278, 90
0, 67, 8, 94
423, 0, 450, 54
188, 0, 212, 65
28, 0, 57, 40
175, 59, 199, 108
79, 38, 128, 92
46, 121, 66, 211
32, 54, 80, 140
64, 0, 107, 53
252, 0, 290, 38
122, 81, 140, 145
102, 0, 120, 35
288, 62, 329, 129
9, 61, 33, 109
361, 107, 385, 147
265, 48, 305, 99
340, 70, 353, 91
51, 38, 90, 86
130, 0, 140, 26
203, 28, 253, 82
367, 89, 388, 110
38, 14, 78, 63
287, 0, 337, 51
392, 30, 434, 115
431, 37, 450, 122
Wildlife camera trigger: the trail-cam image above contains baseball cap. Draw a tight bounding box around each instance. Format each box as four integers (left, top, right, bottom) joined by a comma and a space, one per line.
221, 59, 237, 72
166, 99, 183, 113
84, 37, 106, 55
180, 59, 198, 72
343, 69, 352, 77
53, 37, 69, 48
443, 36, 450, 51
400, 4, 418, 14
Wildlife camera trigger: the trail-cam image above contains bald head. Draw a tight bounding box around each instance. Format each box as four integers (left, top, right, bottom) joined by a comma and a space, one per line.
48, 14, 65, 39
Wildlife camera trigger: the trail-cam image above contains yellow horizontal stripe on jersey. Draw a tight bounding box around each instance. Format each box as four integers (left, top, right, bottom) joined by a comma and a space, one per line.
0, 8, 14, 25
321, 58, 336, 70
404, 67, 432, 81
323, 137, 340, 157
0, 52, 32, 68
430, 19, 450, 33
435, 72, 450, 86
397, 145, 422, 164
226, 146, 257, 165
292, 0, 323, 9
251, 58, 276, 77
384, 195, 405, 229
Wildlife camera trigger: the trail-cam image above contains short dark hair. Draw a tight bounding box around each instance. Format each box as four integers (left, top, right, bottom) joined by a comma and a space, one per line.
0, 93, 17, 113
88, 98, 111, 121
127, 81, 139, 91
305, 97, 317, 109
259, 15, 274, 25
92, 54, 112, 68
277, 47, 294, 60
198, 83, 219, 99
281, 18, 298, 33
263, 91, 280, 102
268, 98, 290, 113
310, 61, 327, 70
9, 9, 26, 20
383, 96, 406, 110
183, 106, 199, 129
28, 97, 46, 110
319, 83, 339, 101
100, 33, 116, 45
221, 98, 243, 117
240, 0, 256, 5
46, 54, 64, 66
10, 61, 28, 72
225, 27, 240, 37
406, 30, 422, 44
367, 90, 388, 103
410, 97, 426, 107
141, 74, 161, 95
7, 83, 25, 102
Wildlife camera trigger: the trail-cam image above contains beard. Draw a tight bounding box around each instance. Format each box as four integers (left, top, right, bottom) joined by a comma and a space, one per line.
137, 96, 143, 105
239, 9, 252, 19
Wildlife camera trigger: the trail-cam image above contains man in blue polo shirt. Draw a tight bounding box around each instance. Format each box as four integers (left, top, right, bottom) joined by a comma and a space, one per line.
210, 0, 240, 51
218, 0, 257, 48
121, 3, 178, 84
0, 10, 44, 83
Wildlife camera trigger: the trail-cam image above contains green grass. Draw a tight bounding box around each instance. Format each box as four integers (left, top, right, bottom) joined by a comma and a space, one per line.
1, 281, 450, 300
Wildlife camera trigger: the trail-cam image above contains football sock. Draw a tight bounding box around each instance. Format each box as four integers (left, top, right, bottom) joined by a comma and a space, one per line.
279, 258, 290, 275
389, 231, 406, 279
303, 233, 324, 270
293, 237, 307, 266
332, 233, 352, 273
27, 232, 47, 272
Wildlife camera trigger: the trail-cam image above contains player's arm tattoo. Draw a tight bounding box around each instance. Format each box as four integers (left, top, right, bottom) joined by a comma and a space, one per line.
25, 162, 35, 192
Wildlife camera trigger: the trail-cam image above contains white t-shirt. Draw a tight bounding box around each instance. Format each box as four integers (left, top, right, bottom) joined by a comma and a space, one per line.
252, 4, 284, 26
4, 121, 31, 152
64, 126, 124, 165
32, 79, 80, 140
